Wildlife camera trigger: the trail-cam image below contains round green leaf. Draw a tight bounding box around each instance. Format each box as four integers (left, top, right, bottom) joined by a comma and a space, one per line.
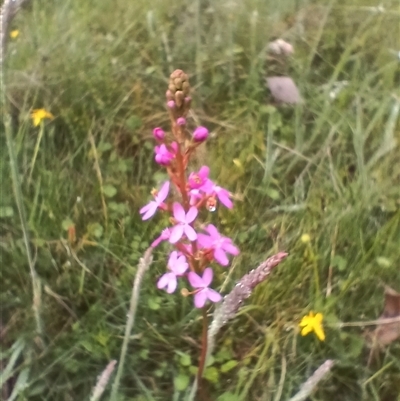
102, 184, 117, 198
174, 373, 190, 391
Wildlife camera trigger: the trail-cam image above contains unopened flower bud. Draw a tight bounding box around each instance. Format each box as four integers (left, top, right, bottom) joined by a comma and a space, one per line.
174, 77, 183, 88
166, 90, 174, 101
193, 126, 209, 142
167, 100, 175, 109
153, 127, 165, 140
177, 117, 186, 126
167, 70, 191, 110
175, 91, 184, 107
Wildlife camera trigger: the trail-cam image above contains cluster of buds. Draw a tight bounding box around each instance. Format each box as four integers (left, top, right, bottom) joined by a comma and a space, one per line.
140, 70, 239, 308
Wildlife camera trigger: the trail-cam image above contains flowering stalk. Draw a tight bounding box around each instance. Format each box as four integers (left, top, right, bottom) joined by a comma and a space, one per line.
140, 70, 240, 386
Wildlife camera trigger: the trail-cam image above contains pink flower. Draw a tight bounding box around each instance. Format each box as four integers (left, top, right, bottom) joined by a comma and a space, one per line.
153, 127, 165, 141
151, 228, 171, 247
197, 224, 239, 266
193, 126, 209, 142
188, 166, 210, 189
169, 203, 198, 244
187, 166, 233, 209
139, 181, 170, 220
155, 142, 178, 166
188, 267, 221, 308
157, 251, 189, 293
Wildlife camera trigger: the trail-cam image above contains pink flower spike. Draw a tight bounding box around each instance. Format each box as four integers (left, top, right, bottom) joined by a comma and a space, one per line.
193, 126, 209, 142
188, 267, 222, 308
155, 144, 175, 166
197, 224, 239, 266
169, 203, 198, 244
214, 186, 233, 209
139, 181, 170, 220
151, 228, 171, 247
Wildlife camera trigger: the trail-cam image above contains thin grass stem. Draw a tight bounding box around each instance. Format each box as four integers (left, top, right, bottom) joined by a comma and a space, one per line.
110, 248, 153, 401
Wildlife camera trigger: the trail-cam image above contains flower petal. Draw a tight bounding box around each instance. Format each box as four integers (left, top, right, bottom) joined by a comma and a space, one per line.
314, 324, 325, 341
169, 225, 184, 244
300, 325, 312, 336
168, 251, 179, 268
214, 248, 229, 266
205, 224, 220, 239
197, 233, 212, 248
206, 288, 222, 303
173, 202, 186, 222
184, 225, 197, 241
157, 273, 171, 290
157, 181, 170, 202
194, 290, 207, 308
185, 206, 198, 223
198, 166, 210, 179
166, 276, 178, 293
223, 242, 240, 256
188, 271, 204, 288
216, 189, 233, 208
202, 267, 213, 287
140, 202, 158, 220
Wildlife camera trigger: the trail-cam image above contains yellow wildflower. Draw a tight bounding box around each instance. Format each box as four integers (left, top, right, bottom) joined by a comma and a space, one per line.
301, 233, 311, 244
299, 311, 325, 341
30, 109, 54, 127
10, 30, 19, 39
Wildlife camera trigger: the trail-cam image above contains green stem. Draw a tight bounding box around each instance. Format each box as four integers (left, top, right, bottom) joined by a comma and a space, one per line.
4, 114, 44, 341
27, 122, 45, 186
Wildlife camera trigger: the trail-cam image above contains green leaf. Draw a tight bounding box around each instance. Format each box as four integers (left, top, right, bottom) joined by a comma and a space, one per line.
220, 360, 238, 373
332, 255, 347, 271
61, 217, 74, 230
87, 222, 104, 238
203, 366, 219, 383
376, 256, 391, 268
179, 353, 191, 367
0, 206, 14, 218
98, 141, 113, 152
102, 184, 117, 198
125, 115, 142, 131
217, 392, 240, 401
174, 373, 190, 391
148, 297, 160, 310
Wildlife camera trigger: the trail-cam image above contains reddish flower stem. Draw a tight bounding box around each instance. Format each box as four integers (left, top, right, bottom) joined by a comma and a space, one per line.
196, 307, 209, 386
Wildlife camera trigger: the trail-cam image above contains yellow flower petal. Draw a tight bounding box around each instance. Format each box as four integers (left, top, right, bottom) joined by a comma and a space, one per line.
314, 324, 326, 341
10, 30, 19, 39
300, 325, 313, 336
30, 108, 54, 126
299, 311, 325, 341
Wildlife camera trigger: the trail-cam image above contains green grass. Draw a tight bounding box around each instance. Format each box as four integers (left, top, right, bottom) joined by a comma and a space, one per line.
1, 0, 400, 400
